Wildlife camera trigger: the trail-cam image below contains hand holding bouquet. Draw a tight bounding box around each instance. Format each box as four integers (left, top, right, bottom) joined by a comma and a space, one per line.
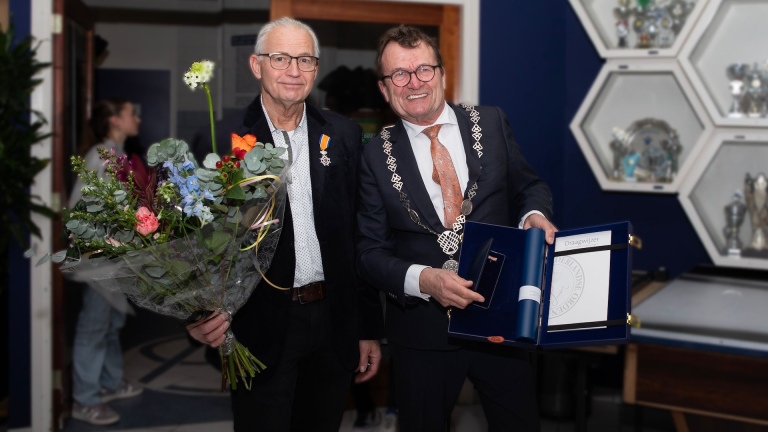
37, 60, 290, 390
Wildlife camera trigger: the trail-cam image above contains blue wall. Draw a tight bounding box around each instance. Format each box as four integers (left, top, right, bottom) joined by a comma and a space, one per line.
479, 0, 711, 277
8, 0, 33, 429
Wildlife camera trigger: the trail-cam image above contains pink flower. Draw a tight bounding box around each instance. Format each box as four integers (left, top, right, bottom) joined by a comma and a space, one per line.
135, 207, 160, 236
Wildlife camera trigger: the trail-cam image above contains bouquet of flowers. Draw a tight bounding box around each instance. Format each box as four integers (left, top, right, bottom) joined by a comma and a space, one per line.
37, 60, 289, 390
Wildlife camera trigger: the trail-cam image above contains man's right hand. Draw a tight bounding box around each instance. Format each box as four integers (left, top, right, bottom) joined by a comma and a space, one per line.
419, 267, 484, 309
187, 311, 230, 348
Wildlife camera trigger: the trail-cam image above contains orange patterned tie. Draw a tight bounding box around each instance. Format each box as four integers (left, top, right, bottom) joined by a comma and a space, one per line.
424, 124, 462, 228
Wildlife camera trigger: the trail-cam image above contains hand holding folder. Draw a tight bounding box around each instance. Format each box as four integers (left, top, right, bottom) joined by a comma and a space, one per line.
418, 267, 484, 310
448, 221, 634, 350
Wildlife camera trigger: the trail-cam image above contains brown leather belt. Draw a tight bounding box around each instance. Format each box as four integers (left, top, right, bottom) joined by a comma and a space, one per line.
291, 281, 326, 304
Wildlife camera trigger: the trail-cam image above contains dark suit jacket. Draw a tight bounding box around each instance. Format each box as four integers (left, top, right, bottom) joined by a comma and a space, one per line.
357, 103, 553, 351
227, 97, 383, 383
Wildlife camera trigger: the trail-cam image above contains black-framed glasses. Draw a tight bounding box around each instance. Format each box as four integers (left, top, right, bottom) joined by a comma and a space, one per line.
381, 64, 441, 87
257, 52, 319, 72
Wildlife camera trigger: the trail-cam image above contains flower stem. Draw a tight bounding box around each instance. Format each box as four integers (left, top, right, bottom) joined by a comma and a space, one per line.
204, 83, 217, 155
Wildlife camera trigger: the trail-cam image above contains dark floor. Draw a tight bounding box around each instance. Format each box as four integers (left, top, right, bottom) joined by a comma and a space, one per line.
44, 307, 685, 432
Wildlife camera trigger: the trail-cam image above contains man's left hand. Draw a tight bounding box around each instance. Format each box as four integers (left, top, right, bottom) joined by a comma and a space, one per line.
523, 213, 558, 245
355, 339, 382, 383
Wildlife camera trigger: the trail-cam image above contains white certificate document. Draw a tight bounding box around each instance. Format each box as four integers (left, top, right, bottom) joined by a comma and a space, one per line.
547, 230, 612, 331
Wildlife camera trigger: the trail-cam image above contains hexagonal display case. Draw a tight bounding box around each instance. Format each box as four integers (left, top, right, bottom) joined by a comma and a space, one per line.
570, 60, 713, 193
678, 129, 768, 270
680, 0, 768, 127
569, 0, 708, 58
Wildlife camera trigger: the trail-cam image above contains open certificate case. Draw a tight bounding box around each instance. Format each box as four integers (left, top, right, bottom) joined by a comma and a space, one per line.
448, 221, 634, 349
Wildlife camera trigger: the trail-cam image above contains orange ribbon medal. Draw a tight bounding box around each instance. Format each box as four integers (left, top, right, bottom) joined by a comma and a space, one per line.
319, 134, 331, 166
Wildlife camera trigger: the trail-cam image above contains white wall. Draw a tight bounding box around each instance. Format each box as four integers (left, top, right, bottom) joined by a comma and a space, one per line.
95, 21, 383, 136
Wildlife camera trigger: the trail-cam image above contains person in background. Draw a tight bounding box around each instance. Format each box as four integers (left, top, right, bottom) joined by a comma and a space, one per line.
69, 99, 146, 426
186, 17, 384, 431
356, 25, 558, 432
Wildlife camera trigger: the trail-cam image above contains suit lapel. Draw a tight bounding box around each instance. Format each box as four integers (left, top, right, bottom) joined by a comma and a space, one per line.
305, 108, 327, 209
452, 104, 483, 194
239, 99, 273, 149
388, 122, 445, 232
242, 100, 328, 210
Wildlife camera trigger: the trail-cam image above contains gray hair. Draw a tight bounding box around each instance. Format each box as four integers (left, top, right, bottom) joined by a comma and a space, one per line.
254, 17, 320, 58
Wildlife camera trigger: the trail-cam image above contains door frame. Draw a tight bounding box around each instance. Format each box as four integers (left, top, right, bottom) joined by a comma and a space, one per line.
271, 0, 479, 104
28, 0, 480, 429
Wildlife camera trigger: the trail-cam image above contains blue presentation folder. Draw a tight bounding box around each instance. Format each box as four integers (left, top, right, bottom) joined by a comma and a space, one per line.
448, 221, 633, 349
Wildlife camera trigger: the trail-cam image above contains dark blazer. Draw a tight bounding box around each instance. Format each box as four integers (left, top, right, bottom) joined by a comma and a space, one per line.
228, 97, 383, 383
357, 103, 553, 351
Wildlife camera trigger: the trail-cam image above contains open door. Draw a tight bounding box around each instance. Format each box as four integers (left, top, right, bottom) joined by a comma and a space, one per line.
51, 0, 94, 428
270, 0, 461, 102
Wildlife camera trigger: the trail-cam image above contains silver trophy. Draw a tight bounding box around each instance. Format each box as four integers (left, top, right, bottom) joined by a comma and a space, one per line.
610, 127, 631, 179
661, 130, 682, 180
654, 8, 676, 47
619, 0, 694, 49
744, 63, 765, 118
723, 189, 747, 256
726, 63, 748, 118
614, 0, 632, 48
632, 9, 652, 49
744, 173, 768, 253
669, 0, 694, 33
611, 118, 681, 183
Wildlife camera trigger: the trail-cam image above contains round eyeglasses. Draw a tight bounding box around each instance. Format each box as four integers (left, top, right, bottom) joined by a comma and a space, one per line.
381, 64, 441, 87
257, 52, 319, 72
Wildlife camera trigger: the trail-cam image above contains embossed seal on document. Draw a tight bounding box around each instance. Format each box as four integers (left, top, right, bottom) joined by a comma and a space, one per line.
549, 256, 585, 319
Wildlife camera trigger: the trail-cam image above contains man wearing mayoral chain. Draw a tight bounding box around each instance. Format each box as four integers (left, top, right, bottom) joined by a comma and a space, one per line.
187, 17, 383, 431
356, 25, 557, 431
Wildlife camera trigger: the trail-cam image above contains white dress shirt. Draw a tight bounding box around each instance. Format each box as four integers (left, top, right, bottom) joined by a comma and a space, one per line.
262, 99, 325, 288
401, 103, 542, 300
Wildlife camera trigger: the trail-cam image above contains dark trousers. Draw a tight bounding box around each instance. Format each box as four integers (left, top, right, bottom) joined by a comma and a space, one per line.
231, 299, 353, 432
390, 342, 540, 432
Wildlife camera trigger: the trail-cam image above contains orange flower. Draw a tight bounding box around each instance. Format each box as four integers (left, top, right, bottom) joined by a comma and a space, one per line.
231, 133, 257, 153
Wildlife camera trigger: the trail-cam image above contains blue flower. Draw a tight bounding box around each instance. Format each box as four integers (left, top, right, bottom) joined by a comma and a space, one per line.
186, 175, 200, 193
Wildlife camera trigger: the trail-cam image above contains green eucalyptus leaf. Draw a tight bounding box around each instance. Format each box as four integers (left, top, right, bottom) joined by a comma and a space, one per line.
252, 186, 267, 199
203, 154, 221, 169
51, 250, 68, 263
86, 204, 104, 212
60, 260, 80, 270
144, 265, 167, 278
72, 224, 88, 236
196, 167, 217, 181
23, 245, 37, 258
113, 190, 127, 202
146, 144, 161, 166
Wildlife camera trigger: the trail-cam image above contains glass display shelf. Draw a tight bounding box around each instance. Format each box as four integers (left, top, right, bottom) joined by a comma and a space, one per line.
568, 0, 707, 58
680, 0, 768, 127
570, 60, 713, 193
678, 129, 768, 270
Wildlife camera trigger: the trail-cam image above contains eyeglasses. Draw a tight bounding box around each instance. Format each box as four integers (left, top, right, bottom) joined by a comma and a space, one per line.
381, 64, 441, 87
257, 52, 319, 72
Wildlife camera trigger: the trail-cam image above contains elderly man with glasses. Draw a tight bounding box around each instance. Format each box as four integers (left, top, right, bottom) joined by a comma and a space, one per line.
356, 25, 557, 432
187, 17, 383, 432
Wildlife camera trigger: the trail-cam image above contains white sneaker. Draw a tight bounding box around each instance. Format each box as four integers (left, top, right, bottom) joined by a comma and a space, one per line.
71, 402, 120, 426
100, 381, 143, 403
381, 409, 398, 432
